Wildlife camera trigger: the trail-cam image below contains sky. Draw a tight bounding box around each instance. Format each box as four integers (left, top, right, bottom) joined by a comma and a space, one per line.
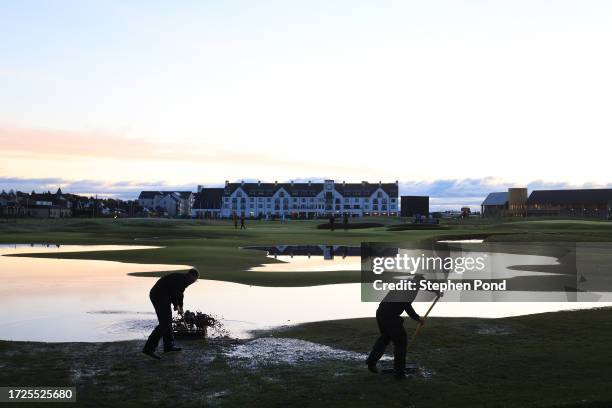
1, 1, 611, 208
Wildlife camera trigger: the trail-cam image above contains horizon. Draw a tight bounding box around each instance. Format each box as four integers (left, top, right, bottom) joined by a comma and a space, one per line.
1, 1, 611, 197
3, 177, 612, 211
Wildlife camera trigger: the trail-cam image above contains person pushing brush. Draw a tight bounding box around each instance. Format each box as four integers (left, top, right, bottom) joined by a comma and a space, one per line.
365, 280, 425, 380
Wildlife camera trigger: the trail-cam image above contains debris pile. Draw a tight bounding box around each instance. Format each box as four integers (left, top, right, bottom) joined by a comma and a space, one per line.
172, 310, 228, 338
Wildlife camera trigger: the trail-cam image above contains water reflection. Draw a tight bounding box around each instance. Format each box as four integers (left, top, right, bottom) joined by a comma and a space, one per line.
247, 245, 361, 272
1, 244, 611, 342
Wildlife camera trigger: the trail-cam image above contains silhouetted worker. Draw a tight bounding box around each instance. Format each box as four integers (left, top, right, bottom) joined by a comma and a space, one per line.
240, 215, 246, 229
233, 213, 238, 229
142, 268, 199, 360
329, 215, 335, 231
366, 283, 424, 380
343, 213, 349, 230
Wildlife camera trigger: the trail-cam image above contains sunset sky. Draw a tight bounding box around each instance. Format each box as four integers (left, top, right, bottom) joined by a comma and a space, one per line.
1, 1, 611, 206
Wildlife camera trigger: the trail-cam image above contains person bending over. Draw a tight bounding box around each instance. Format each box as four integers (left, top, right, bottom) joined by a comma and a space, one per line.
366, 285, 424, 380
142, 268, 199, 359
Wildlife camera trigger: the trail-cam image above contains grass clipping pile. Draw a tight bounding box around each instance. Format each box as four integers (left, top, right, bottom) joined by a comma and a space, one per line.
172, 310, 229, 338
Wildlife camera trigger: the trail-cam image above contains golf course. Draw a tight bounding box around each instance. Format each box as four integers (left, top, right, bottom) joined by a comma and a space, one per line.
1, 217, 612, 407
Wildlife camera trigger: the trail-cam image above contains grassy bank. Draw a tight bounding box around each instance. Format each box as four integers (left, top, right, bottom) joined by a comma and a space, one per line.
2, 308, 612, 407
1, 217, 612, 286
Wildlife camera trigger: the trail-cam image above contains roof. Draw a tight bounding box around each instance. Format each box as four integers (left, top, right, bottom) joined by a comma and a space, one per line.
223, 182, 397, 197
482, 192, 509, 206
225, 183, 322, 197
138, 191, 193, 200
157, 193, 180, 202
193, 188, 224, 209
138, 191, 161, 199
528, 189, 612, 205
335, 182, 398, 197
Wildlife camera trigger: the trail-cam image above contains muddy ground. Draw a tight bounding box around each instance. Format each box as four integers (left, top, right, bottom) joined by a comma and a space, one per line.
3, 308, 612, 407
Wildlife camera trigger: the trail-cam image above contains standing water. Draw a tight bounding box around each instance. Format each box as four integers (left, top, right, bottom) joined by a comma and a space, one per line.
0, 244, 610, 342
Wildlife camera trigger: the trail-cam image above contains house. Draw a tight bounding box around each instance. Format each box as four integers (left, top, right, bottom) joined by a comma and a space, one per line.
219, 179, 398, 218
137, 191, 194, 217
482, 188, 612, 219
481, 192, 509, 217
0, 191, 23, 217
527, 189, 612, 218
192, 188, 224, 218
20, 189, 72, 218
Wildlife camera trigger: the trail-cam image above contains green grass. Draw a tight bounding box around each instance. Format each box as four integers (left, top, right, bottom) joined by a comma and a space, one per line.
2, 308, 612, 407
2, 217, 612, 406
1, 217, 612, 286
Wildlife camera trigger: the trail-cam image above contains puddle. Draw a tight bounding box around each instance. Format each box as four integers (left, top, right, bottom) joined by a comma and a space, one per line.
2, 244, 612, 343
247, 245, 360, 272
380, 362, 436, 380
437, 239, 485, 244
224, 337, 371, 368
87, 310, 154, 315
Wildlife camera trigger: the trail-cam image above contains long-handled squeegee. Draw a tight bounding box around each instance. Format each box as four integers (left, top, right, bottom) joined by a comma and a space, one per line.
407, 294, 441, 349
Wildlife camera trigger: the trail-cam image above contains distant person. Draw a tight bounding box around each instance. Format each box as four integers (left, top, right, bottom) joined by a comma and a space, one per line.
233, 214, 238, 229
240, 215, 246, 229
366, 282, 424, 380
142, 268, 199, 360
343, 213, 349, 230
329, 215, 335, 231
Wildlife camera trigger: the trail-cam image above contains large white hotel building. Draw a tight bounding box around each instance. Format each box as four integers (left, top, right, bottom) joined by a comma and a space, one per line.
193, 179, 399, 218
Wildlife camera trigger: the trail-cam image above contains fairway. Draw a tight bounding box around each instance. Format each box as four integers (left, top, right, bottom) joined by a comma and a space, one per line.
2, 308, 612, 407
2, 217, 612, 407
2, 217, 612, 286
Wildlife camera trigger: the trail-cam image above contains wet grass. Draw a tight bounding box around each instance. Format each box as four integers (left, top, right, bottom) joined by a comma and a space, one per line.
1, 217, 612, 286
2, 217, 612, 405
2, 308, 612, 407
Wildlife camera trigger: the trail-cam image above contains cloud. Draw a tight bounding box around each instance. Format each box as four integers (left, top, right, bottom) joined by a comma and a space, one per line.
400, 178, 612, 210
0, 177, 202, 200
3, 176, 611, 209
0, 124, 371, 175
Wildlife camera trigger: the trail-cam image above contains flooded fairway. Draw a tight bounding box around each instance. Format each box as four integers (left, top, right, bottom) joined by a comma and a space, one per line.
1, 244, 611, 342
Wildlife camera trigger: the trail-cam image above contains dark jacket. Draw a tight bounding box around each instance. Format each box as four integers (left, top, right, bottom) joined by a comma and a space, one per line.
377, 288, 421, 322
377, 301, 420, 322
150, 273, 191, 308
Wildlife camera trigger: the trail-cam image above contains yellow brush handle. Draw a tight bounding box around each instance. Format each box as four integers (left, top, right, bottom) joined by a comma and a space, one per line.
407, 294, 441, 349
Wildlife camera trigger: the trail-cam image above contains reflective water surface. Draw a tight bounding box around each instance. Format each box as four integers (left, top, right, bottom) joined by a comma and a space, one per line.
1, 244, 610, 342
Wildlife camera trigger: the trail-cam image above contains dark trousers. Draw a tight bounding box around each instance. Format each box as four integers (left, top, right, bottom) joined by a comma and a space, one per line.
144, 293, 174, 352
367, 311, 407, 374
